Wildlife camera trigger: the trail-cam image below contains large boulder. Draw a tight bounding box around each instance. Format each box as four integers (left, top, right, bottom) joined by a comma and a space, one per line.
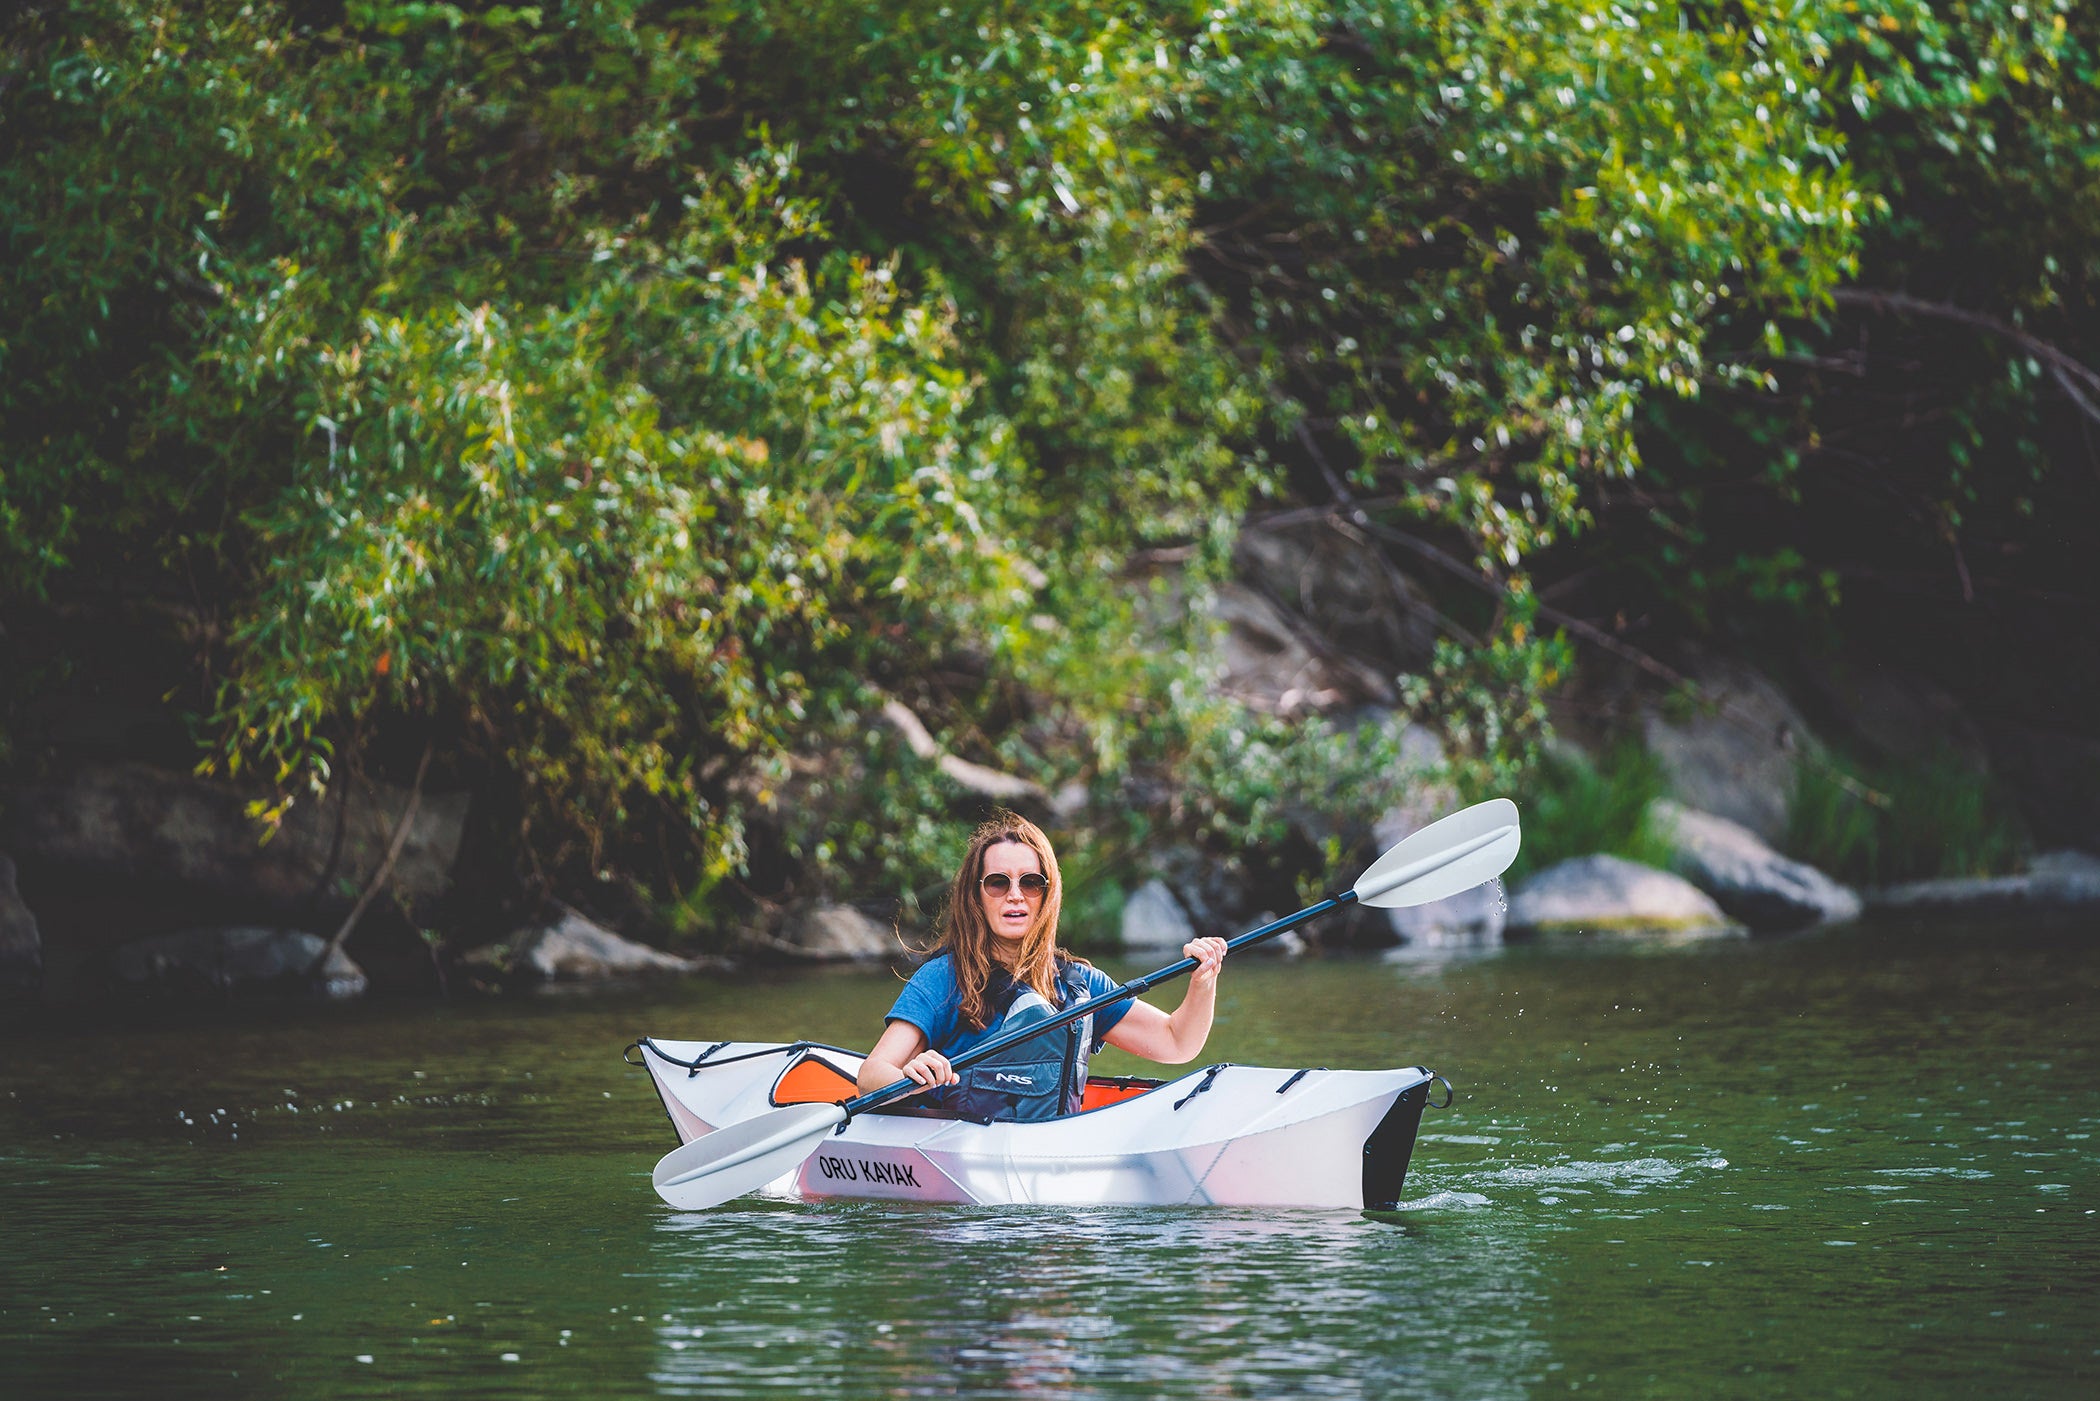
2031, 849, 2100, 894
1366, 726, 1455, 835
467, 906, 707, 982
1234, 521, 1439, 686
754, 903, 895, 962
0, 853, 43, 1002
1, 762, 468, 918
1284, 720, 1451, 898
1650, 800, 1861, 931
1383, 878, 1508, 953
1800, 657, 1991, 774
1120, 879, 1197, 952
1210, 583, 1359, 716
1508, 855, 1739, 936
104, 926, 367, 1001
1866, 849, 2100, 917
1147, 845, 1256, 936
1371, 788, 1506, 949
1642, 659, 1815, 845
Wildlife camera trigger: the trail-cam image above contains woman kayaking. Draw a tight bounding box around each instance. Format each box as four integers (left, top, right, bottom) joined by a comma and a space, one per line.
856, 811, 1229, 1121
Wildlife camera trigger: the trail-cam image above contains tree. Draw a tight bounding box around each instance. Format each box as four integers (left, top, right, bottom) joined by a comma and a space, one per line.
14, 0, 2022, 918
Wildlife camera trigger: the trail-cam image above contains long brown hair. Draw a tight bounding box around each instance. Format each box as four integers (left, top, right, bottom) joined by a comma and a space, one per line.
936, 811, 1065, 1031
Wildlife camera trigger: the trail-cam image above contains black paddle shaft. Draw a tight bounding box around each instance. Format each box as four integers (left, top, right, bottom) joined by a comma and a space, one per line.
839, 890, 1360, 1118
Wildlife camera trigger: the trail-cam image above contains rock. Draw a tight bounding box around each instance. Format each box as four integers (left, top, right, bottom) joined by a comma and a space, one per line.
1864, 874, 2031, 914
1148, 845, 1256, 936
1800, 657, 1991, 774
1120, 879, 1196, 951
0, 853, 44, 1002
1979, 722, 2100, 854
1370, 768, 1461, 858
473, 906, 706, 981
105, 926, 367, 1001
1367, 784, 1506, 951
1265, 922, 1308, 959
1224, 911, 1312, 957
1, 761, 469, 918
771, 903, 895, 962
1210, 583, 1353, 716
1384, 878, 1508, 949
1367, 740, 1461, 845
1381, 923, 1504, 965
312, 946, 369, 1001
1508, 855, 1739, 936
1395, 722, 1449, 775
2029, 850, 2100, 890
1642, 659, 1817, 845
1286, 719, 1451, 871
1650, 800, 1861, 931
1867, 850, 2100, 917
1234, 521, 1438, 686
1048, 781, 1090, 820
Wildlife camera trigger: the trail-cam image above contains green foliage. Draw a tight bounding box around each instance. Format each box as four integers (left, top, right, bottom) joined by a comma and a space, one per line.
1183, 0, 1865, 565
13, 0, 2062, 917
1494, 742, 1675, 884
1787, 749, 2029, 887
2, 0, 1246, 904
1403, 601, 1575, 797
1040, 840, 1128, 955
773, 725, 980, 926
1174, 704, 1433, 859
1582, 0, 2100, 703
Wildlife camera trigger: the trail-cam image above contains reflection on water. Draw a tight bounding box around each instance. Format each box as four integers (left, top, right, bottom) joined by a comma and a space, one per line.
642, 1205, 1548, 1399
1, 920, 2097, 1397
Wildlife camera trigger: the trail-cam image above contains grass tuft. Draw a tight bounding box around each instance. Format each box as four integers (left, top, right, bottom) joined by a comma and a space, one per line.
1497, 741, 1676, 883
1786, 749, 2027, 886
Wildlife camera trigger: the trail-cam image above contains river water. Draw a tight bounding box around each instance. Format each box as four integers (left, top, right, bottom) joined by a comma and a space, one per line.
3, 920, 2096, 1398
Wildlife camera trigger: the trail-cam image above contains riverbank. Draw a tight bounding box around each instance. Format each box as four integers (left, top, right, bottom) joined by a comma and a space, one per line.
5, 590, 2096, 1011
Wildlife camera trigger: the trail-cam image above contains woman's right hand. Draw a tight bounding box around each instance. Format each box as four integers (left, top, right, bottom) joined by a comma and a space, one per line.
901, 1049, 958, 1092
858, 1021, 960, 1097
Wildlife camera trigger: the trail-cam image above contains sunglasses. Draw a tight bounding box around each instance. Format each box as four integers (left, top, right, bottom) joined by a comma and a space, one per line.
980, 871, 1050, 899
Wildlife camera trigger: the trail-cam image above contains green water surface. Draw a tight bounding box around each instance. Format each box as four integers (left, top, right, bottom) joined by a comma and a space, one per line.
3, 921, 2097, 1398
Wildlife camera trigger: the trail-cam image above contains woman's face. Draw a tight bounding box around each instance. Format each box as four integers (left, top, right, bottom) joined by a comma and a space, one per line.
979, 839, 1047, 950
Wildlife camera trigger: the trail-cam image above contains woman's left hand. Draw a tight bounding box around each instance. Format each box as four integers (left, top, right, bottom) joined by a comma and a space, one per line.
1104, 936, 1231, 1065
1184, 935, 1228, 990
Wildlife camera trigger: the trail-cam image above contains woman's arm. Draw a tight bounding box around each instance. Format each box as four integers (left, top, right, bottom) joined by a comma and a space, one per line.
857, 1019, 959, 1096
1101, 936, 1228, 1064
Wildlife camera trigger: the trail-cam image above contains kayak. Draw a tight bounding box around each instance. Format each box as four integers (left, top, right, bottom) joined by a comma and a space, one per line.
629, 1037, 1441, 1210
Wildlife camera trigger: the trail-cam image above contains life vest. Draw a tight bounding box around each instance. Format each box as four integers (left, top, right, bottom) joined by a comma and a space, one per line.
931, 959, 1098, 1124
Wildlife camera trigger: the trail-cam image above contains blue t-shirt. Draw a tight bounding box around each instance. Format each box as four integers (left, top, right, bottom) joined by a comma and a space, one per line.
886, 953, 1130, 1060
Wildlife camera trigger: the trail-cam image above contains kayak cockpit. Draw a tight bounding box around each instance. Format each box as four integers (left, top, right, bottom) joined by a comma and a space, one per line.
765, 1043, 1162, 1117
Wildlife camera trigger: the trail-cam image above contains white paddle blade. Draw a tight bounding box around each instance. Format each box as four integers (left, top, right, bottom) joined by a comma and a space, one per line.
1353, 798, 1521, 908
652, 1102, 846, 1210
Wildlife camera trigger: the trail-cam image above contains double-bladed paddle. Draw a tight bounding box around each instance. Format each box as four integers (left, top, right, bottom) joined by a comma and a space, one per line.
650, 797, 1520, 1209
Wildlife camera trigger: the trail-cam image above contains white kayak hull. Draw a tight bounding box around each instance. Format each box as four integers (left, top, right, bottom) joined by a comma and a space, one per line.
632, 1038, 1436, 1210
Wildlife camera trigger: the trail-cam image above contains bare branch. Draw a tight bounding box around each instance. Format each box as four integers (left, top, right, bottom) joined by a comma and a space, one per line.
314, 739, 434, 976
880, 697, 1044, 804
1832, 288, 2100, 425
